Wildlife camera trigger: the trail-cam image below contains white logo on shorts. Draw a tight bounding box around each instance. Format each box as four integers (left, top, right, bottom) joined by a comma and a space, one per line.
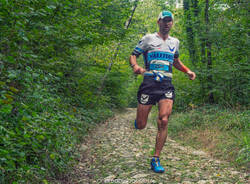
141, 94, 149, 104
165, 91, 173, 98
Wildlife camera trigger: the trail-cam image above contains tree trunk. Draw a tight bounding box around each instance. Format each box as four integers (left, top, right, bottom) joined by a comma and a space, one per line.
97, 0, 139, 94
183, 0, 196, 65
205, 0, 214, 103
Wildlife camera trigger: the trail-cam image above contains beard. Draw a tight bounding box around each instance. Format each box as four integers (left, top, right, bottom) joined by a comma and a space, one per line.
160, 27, 170, 35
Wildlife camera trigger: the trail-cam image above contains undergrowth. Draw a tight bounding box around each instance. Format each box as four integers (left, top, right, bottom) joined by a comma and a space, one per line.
166, 105, 249, 169
0, 68, 113, 184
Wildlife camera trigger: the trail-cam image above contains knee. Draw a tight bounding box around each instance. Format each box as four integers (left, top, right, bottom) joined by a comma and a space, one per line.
158, 117, 169, 129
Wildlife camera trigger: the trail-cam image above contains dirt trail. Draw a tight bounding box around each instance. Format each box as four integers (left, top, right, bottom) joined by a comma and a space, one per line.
68, 108, 248, 184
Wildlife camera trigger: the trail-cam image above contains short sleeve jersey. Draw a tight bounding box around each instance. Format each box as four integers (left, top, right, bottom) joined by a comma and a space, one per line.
132, 33, 180, 79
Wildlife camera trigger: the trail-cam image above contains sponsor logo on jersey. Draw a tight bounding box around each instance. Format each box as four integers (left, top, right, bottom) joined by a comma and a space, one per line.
140, 94, 149, 104
168, 46, 175, 52
147, 51, 174, 62
149, 64, 169, 71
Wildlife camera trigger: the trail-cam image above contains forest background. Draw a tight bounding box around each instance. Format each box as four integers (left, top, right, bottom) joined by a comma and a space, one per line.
0, 0, 249, 183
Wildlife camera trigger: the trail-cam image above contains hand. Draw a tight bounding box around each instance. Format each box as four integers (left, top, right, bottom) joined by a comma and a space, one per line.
133, 64, 146, 75
186, 70, 196, 80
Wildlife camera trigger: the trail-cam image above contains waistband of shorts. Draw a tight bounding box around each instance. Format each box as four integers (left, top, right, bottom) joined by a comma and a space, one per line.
143, 75, 172, 82
143, 71, 172, 81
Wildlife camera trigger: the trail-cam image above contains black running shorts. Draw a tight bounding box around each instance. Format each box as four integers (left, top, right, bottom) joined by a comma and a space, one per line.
137, 76, 175, 105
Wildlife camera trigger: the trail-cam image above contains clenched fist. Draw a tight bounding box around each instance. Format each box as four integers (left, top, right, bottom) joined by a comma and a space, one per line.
133, 64, 146, 75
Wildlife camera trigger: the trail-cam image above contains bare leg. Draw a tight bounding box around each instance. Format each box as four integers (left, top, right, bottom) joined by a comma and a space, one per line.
136, 103, 153, 129
154, 99, 173, 157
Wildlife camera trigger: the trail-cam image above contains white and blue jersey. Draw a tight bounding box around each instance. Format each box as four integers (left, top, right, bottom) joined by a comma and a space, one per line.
132, 33, 180, 79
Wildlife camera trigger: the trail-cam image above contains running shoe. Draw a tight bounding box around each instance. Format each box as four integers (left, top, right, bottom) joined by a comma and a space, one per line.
151, 157, 165, 173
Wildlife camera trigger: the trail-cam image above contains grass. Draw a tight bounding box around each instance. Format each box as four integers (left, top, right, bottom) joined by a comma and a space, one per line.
151, 104, 249, 170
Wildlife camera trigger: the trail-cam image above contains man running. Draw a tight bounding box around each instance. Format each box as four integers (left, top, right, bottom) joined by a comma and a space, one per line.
129, 10, 196, 173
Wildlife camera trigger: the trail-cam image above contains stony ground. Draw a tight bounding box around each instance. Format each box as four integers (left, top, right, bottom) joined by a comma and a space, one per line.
67, 108, 249, 184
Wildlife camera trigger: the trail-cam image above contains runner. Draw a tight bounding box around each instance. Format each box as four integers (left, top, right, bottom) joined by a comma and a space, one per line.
129, 10, 196, 173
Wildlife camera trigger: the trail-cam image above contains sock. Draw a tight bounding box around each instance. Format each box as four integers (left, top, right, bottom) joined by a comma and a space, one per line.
134, 120, 138, 129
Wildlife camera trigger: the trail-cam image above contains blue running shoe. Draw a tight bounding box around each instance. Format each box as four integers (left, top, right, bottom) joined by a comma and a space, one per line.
151, 157, 165, 173
134, 120, 138, 129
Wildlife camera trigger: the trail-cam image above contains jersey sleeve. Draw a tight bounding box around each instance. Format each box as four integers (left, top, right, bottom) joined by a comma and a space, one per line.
174, 39, 180, 58
131, 35, 149, 57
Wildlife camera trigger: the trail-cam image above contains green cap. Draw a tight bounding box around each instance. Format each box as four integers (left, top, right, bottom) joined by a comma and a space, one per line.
158, 10, 173, 20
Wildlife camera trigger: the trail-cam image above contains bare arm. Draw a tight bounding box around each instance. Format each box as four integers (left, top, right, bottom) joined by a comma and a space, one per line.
173, 58, 196, 80
129, 55, 146, 74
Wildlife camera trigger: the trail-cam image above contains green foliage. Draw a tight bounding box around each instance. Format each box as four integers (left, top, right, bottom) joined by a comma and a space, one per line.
179, 0, 249, 107
103, 69, 130, 108
0, 0, 249, 182
126, 75, 143, 108
168, 105, 250, 167
0, 0, 133, 183
0, 67, 113, 183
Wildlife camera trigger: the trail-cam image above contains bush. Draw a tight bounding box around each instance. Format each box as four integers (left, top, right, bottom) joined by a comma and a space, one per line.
167, 105, 249, 168
0, 67, 114, 183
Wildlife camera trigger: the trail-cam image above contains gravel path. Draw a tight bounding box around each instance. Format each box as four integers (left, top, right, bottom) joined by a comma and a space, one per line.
70, 108, 249, 184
